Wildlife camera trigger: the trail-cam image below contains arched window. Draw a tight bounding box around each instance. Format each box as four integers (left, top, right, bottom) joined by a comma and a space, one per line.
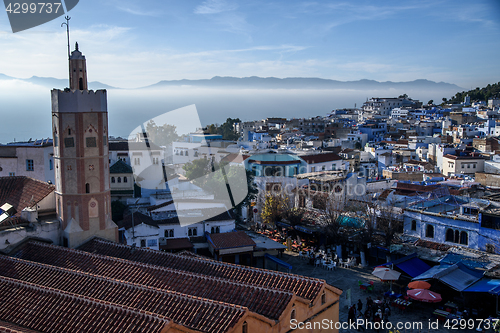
79, 77, 83, 90
188, 229, 192, 237
321, 292, 326, 305
411, 220, 417, 231
117, 177, 121, 183
124, 177, 128, 183
454, 230, 460, 243
85, 183, 90, 193
446, 229, 454, 242
242, 322, 248, 333
216, 226, 220, 233
426, 225, 434, 238
211, 227, 215, 234
111, 177, 115, 183
169, 230, 174, 238
460, 231, 468, 245
291, 309, 296, 320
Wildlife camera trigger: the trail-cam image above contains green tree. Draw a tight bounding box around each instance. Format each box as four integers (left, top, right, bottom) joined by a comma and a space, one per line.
145, 120, 180, 146
183, 158, 214, 186
427, 100, 434, 105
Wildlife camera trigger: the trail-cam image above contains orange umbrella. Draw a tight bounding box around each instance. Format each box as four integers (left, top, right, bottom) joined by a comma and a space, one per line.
408, 281, 431, 289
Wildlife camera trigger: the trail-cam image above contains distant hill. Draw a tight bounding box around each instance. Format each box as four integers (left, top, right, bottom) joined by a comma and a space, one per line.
144, 76, 463, 91
446, 82, 500, 104
0, 74, 116, 90
0, 73, 463, 92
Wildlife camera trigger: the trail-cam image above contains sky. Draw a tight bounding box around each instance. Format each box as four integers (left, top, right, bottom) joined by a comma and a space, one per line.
0, 0, 499, 89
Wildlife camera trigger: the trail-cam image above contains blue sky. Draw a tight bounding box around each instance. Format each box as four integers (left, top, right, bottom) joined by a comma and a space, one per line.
0, 0, 499, 88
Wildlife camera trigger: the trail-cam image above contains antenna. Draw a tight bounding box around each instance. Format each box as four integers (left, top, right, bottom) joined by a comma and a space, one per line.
61, 16, 71, 88
61, 16, 71, 59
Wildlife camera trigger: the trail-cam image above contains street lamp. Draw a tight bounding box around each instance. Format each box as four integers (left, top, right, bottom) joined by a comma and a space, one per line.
130, 198, 140, 246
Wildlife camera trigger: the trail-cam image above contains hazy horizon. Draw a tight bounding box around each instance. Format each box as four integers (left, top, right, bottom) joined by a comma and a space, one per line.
0, 79, 461, 144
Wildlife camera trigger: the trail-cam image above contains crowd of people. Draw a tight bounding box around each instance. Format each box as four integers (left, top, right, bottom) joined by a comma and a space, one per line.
348, 297, 391, 332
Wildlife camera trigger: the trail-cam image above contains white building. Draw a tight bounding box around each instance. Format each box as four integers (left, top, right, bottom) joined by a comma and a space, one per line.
0, 139, 54, 183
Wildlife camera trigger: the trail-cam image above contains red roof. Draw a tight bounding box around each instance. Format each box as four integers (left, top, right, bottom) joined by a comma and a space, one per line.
160, 237, 194, 250
0, 176, 54, 217
208, 231, 256, 250
0, 256, 244, 333
14, 241, 294, 321
0, 276, 171, 333
77, 237, 324, 302
0, 321, 38, 333
300, 153, 343, 164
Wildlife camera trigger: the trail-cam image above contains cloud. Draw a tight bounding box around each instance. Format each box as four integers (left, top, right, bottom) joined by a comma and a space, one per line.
117, 6, 160, 17
194, 0, 237, 14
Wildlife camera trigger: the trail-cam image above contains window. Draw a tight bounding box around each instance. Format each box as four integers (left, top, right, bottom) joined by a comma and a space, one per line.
311, 166, 316, 172
454, 230, 460, 243
332, 164, 336, 171
124, 177, 128, 183
216, 226, 220, 233
322, 165, 326, 171
9, 172, 15, 177
85, 183, 90, 193
26, 159, 34, 171
117, 177, 121, 183
473, 164, 476, 169
291, 309, 296, 321
147, 239, 157, 247
426, 225, 434, 238
49, 159, 53, 170
185, 150, 188, 156
460, 231, 468, 245
188, 228, 197, 237
140, 239, 146, 247
411, 220, 417, 231
153, 157, 159, 165
211, 227, 215, 234
86, 137, 97, 147
446, 229, 454, 242
103, 135, 107, 146
111, 177, 115, 183
134, 158, 140, 165
68, 129, 71, 135
165, 229, 174, 238
242, 322, 248, 333
321, 292, 326, 305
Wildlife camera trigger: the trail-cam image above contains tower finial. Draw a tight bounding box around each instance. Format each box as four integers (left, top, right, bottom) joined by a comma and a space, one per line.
75, 42, 79, 51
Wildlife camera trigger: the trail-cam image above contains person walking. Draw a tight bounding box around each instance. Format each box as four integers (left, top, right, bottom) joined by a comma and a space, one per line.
357, 299, 363, 313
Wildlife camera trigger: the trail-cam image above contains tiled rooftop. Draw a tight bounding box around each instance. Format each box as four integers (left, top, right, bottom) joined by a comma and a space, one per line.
0, 176, 54, 218
208, 231, 256, 250
77, 237, 325, 302
0, 321, 38, 333
0, 276, 171, 333
0, 256, 244, 333
12, 241, 293, 321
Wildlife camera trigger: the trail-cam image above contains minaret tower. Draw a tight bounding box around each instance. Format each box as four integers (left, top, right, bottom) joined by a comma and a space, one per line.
51, 43, 117, 248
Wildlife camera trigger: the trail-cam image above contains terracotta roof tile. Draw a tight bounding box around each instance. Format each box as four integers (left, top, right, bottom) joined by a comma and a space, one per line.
0, 256, 244, 333
208, 231, 256, 250
12, 241, 293, 321
77, 237, 325, 302
0, 321, 39, 333
0, 177, 54, 218
0, 276, 170, 333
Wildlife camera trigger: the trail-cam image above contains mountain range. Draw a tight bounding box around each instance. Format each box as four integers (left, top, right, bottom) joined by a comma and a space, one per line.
0, 74, 463, 91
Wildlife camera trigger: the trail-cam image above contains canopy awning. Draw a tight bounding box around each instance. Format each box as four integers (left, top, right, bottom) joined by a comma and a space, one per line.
294, 225, 315, 234
389, 253, 431, 278
464, 278, 500, 295
265, 253, 292, 271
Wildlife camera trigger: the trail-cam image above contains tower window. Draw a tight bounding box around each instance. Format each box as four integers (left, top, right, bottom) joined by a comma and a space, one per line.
111, 177, 115, 183
117, 177, 121, 183
426, 225, 434, 238
85, 183, 90, 193
64, 138, 74, 148
123, 177, 128, 183
79, 78, 84, 90
68, 129, 71, 135
86, 137, 97, 148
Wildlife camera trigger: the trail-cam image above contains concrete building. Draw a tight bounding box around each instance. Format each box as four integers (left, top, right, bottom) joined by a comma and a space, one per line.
442, 154, 485, 177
